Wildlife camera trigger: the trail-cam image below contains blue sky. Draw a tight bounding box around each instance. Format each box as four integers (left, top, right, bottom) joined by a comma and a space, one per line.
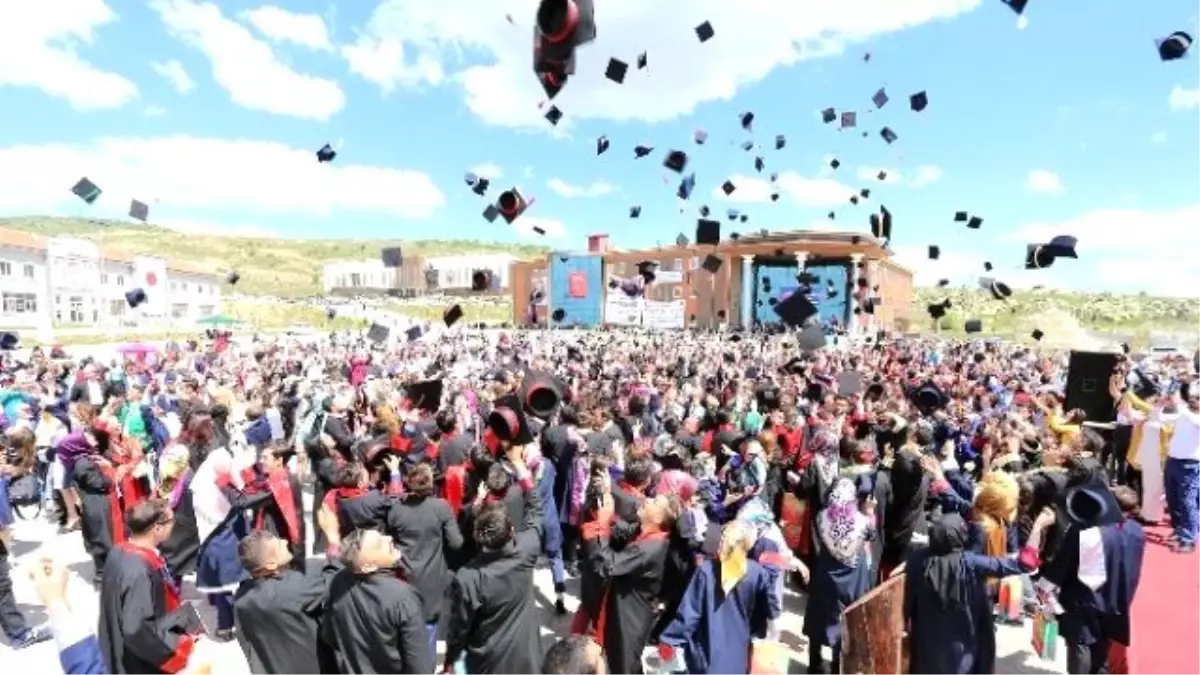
0, 0, 1197, 296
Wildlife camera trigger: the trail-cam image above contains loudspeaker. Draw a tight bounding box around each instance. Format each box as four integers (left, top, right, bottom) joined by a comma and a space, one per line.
1065, 351, 1119, 424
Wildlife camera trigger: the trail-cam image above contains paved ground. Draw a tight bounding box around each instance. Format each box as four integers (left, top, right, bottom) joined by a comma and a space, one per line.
0, 492, 1068, 674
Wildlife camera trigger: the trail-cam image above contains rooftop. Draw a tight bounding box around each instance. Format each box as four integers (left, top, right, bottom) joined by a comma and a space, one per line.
0, 226, 218, 278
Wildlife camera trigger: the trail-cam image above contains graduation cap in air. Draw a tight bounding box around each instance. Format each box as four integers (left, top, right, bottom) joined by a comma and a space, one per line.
71, 177, 102, 205
488, 188, 530, 223
954, 211, 969, 223
637, 51, 648, 69
1158, 31, 1193, 61
796, 324, 827, 352
739, 214, 749, 224
775, 135, 786, 150
225, 271, 240, 285
465, 172, 479, 186
877, 170, 887, 181
754, 157, 765, 173
635, 260, 658, 284
488, 393, 535, 445
911, 380, 949, 413
405, 325, 423, 342
544, 105, 564, 126
773, 291, 819, 327
726, 208, 740, 221
869, 205, 893, 241
129, 199, 149, 222
739, 141, 754, 152
841, 112, 857, 129
967, 216, 982, 230
596, 135, 610, 155
663, 150, 688, 173
675, 233, 689, 247
694, 129, 708, 145
928, 245, 940, 260
316, 144, 337, 163
629, 206, 641, 219
740, 111, 754, 131
770, 193, 780, 202
472, 178, 491, 197
1061, 473, 1123, 529
859, 189, 871, 199
677, 173, 696, 200
695, 20, 715, 43
701, 254, 722, 274
1043, 235, 1078, 259
634, 145, 654, 158
532, 0, 596, 97
696, 218, 720, 246
0, 332, 19, 350
821, 107, 837, 124
937, 278, 950, 287
721, 180, 737, 196
551, 308, 566, 322
382, 247, 403, 268
699, 205, 711, 217
443, 304, 464, 327
605, 58, 628, 84
830, 158, 841, 170
407, 379, 444, 413
367, 323, 390, 343
927, 300, 951, 320
1031, 329, 1045, 342
910, 91, 928, 112
849, 195, 859, 205
872, 88, 889, 109
984, 278, 1013, 301
471, 269, 493, 291
880, 127, 898, 144
125, 288, 147, 308
326, 308, 337, 320
964, 319, 984, 334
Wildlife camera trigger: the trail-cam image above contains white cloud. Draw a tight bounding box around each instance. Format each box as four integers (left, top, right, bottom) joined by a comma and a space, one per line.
546, 179, 615, 199
149, 0, 345, 121
1168, 85, 1200, 111
1150, 131, 1168, 144
854, 164, 942, 188
240, 5, 333, 50
513, 216, 567, 239
144, 105, 168, 117
1026, 169, 1065, 195
0, 135, 444, 223
468, 163, 503, 180
908, 165, 944, 188
150, 59, 196, 93
714, 172, 855, 207
342, 0, 983, 129
0, 0, 138, 110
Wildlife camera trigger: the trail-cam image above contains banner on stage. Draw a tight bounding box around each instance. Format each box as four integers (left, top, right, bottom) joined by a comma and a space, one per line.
642, 300, 685, 330
604, 293, 642, 326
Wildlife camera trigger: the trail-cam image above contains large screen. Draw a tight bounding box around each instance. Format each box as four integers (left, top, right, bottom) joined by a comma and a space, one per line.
752, 260, 850, 327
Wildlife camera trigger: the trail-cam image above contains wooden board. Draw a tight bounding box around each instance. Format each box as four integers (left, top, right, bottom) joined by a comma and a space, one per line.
840, 572, 906, 674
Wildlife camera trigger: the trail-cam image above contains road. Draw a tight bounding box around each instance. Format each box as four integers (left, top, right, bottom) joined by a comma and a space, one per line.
0, 490, 1068, 674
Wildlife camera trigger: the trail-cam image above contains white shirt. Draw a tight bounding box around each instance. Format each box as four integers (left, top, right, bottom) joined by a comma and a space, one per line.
1168, 408, 1200, 461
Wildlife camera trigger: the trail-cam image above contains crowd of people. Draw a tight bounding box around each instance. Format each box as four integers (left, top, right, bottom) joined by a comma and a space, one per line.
0, 324, 1196, 674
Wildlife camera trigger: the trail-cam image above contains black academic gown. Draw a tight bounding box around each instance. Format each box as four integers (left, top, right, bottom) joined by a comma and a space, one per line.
445, 477, 545, 674
74, 455, 122, 581
234, 564, 339, 674
586, 521, 672, 675
160, 488, 200, 579
386, 494, 464, 625
98, 544, 195, 675
252, 471, 308, 573
321, 569, 433, 675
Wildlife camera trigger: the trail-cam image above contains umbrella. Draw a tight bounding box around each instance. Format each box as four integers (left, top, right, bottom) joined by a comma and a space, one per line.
196, 314, 244, 327
116, 343, 159, 355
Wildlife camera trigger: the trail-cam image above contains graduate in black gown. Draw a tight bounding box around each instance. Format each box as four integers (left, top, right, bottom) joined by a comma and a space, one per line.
583, 489, 678, 675
98, 498, 196, 674
248, 444, 307, 573
73, 428, 125, 585
233, 531, 337, 674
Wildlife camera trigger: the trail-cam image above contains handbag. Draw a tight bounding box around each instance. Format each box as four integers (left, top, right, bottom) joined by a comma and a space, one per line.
995, 576, 1024, 623
6, 473, 39, 506
1031, 610, 1059, 661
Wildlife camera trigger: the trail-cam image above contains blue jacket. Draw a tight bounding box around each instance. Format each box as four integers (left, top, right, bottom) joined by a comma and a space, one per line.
60, 635, 106, 675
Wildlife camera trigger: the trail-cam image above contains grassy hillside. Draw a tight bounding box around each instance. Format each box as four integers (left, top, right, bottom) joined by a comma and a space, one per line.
1, 216, 549, 297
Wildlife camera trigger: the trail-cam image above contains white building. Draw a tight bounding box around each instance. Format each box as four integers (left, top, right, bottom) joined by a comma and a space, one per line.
322, 252, 518, 293
0, 227, 224, 336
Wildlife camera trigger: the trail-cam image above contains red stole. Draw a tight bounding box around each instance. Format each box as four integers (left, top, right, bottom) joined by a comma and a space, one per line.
255, 470, 301, 546
701, 424, 735, 454
443, 464, 468, 517
321, 486, 367, 514
119, 542, 195, 673
483, 428, 501, 456
592, 528, 669, 647
95, 459, 127, 546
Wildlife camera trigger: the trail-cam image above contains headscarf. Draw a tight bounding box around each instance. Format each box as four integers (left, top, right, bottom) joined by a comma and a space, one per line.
922, 513, 970, 610
817, 478, 870, 567
975, 471, 1019, 559
656, 469, 698, 503
719, 522, 754, 595
809, 429, 840, 488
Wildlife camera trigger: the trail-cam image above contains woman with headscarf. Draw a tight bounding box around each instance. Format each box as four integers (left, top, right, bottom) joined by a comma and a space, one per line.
651, 469, 716, 642
906, 509, 1054, 674
802, 477, 876, 673
657, 522, 781, 674
791, 428, 841, 566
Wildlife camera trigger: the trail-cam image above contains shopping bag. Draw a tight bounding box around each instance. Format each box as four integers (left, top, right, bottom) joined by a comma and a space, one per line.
995, 576, 1023, 623
1031, 610, 1059, 661
1107, 642, 1131, 674
780, 493, 809, 554
749, 639, 790, 675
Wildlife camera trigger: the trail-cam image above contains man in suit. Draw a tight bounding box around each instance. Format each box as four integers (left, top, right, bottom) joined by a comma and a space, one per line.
69, 365, 110, 408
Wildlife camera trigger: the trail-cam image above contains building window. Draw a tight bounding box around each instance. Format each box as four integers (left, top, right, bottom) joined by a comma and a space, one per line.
198, 305, 215, 318
672, 286, 683, 300
0, 262, 10, 276
350, 273, 362, 287
171, 282, 178, 292
69, 297, 85, 323
117, 275, 124, 286
110, 300, 125, 317
2, 292, 37, 314
181, 282, 188, 292
23, 264, 34, 279
171, 303, 188, 319
101, 273, 109, 284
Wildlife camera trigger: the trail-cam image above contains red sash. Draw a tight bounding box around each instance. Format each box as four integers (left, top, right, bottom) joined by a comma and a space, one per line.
593, 528, 669, 648
255, 470, 301, 546
95, 460, 127, 546
119, 543, 195, 673
444, 464, 468, 517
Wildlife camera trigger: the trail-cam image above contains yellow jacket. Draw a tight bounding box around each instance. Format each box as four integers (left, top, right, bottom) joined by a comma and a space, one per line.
1048, 415, 1081, 444
1125, 392, 1173, 470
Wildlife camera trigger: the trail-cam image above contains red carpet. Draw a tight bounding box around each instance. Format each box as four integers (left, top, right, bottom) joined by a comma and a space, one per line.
1130, 525, 1199, 674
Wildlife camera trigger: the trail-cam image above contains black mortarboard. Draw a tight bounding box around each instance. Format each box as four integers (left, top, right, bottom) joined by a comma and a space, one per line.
701, 254, 723, 274
0, 332, 18, 350
696, 219, 720, 245
482, 204, 501, 222
726, 208, 740, 221
316, 143, 337, 162
551, 308, 566, 322
125, 288, 146, 308
796, 324, 827, 352
677, 173, 696, 200
964, 319, 983, 333
912, 381, 949, 412
471, 269, 492, 291
937, 278, 949, 287
129, 199, 149, 222
872, 88, 889, 108
443, 304, 463, 327
596, 135, 610, 155
849, 195, 859, 205
495, 188, 529, 223
405, 325, 423, 342
830, 158, 841, 170
1031, 329, 1045, 342
1026, 244, 1054, 270
605, 58, 628, 84
694, 21, 715, 43
754, 157, 765, 173
1158, 31, 1193, 61
675, 233, 689, 247
634, 145, 654, 158
860, 188, 870, 199
841, 111, 857, 129
984, 261, 993, 272
740, 111, 754, 131
967, 215, 982, 229
770, 193, 780, 202
739, 214, 749, 223
326, 307, 337, 320
1044, 235, 1079, 258
775, 134, 786, 150
1062, 474, 1123, 529
489, 393, 534, 445
472, 178, 490, 196
694, 129, 708, 144
637, 51, 648, 69
910, 90, 930, 112
71, 177, 102, 204
381, 247, 403, 268
1001, 0, 1029, 14
773, 291, 819, 327
407, 379, 444, 413
927, 302, 949, 320
740, 140, 754, 152
797, 271, 818, 284
838, 371, 863, 395
721, 180, 737, 196
870, 205, 893, 240
699, 205, 711, 217
225, 271, 240, 285
663, 150, 688, 173
544, 105, 563, 126
928, 245, 940, 260
821, 107, 837, 124
954, 211, 968, 222
828, 211, 836, 220
989, 280, 1013, 301
629, 205, 641, 218
367, 323, 389, 343
880, 127, 898, 144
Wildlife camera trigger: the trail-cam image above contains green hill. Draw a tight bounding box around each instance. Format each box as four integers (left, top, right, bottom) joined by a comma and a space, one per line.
0, 216, 549, 297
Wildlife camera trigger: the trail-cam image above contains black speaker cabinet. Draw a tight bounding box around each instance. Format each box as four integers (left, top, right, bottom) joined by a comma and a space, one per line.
1065, 351, 1119, 424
